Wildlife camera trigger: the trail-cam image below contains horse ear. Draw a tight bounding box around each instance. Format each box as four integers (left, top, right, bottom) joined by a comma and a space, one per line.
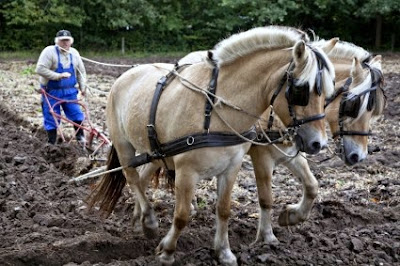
369, 55, 382, 69
207, 50, 214, 61
293, 40, 306, 64
350, 57, 363, 78
321, 37, 339, 54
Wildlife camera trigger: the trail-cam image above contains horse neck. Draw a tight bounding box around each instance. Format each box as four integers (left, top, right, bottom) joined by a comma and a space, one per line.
214, 49, 292, 131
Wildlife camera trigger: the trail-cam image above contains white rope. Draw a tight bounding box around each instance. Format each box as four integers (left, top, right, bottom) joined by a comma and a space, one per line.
80, 56, 137, 68
57, 46, 136, 97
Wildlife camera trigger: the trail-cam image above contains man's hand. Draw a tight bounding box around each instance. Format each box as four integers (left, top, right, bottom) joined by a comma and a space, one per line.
59, 72, 71, 79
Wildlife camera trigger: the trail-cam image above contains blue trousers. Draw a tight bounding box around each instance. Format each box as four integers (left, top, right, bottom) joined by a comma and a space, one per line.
42, 88, 85, 131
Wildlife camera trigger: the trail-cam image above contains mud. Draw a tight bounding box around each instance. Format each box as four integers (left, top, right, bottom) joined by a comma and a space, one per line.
0, 55, 399, 265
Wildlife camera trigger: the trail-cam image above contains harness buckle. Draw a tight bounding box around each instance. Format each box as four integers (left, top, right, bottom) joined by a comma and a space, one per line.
186, 136, 195, 146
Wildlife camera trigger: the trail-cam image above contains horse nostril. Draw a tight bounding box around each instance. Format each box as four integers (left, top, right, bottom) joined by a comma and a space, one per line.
312, 141, 321, 151
350, 153, 359, 164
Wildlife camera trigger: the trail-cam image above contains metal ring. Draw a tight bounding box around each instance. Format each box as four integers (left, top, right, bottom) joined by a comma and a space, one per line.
186, 136, 195, 146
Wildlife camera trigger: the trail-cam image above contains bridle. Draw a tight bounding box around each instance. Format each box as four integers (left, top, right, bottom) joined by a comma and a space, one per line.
325, 61, 383, 157
267, 45, 331, 134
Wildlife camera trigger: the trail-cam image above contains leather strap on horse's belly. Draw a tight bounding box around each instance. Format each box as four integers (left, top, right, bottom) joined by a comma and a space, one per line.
128, 129, 256, 168
160, 129, 256, 157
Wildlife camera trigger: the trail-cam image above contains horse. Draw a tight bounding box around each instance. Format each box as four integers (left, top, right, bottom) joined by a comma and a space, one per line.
88, 26, 337, 265
132, 42, 385, 245
249, 40, 386, 244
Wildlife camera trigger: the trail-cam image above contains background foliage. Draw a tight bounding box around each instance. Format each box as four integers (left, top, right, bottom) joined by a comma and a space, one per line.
0, 0, 399, 53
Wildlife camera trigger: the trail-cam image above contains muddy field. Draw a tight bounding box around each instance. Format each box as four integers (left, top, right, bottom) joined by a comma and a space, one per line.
0, 53, 399, 266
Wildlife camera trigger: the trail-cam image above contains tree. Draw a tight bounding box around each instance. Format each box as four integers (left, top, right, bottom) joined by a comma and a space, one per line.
356, 0, 400, 49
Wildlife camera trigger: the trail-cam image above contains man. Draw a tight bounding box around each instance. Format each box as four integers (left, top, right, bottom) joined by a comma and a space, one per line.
36, 30, 87, 145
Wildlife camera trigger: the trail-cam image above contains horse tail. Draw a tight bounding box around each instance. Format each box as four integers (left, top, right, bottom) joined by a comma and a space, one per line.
87, 145, 126, 217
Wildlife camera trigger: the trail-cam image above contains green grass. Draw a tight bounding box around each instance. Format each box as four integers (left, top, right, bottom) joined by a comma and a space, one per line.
0, 51, 40, 60
0, 50, 188, 61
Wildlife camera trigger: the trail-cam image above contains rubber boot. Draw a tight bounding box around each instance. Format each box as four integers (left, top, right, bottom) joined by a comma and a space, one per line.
47, 129, 57, 144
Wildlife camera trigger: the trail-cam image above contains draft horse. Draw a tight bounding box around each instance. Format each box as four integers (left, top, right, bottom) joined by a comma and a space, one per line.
249, 40, 386, 244
88, 26, 337, 265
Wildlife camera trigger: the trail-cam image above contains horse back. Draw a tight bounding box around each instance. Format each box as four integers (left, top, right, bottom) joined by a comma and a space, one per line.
106, 63, 212, 152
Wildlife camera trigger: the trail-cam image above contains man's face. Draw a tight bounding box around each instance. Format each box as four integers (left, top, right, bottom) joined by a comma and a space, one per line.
58, 39, 72, 51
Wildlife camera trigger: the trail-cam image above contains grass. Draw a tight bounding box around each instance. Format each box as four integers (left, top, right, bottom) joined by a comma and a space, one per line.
0, 50, 188, 61
0, 51, 40, 60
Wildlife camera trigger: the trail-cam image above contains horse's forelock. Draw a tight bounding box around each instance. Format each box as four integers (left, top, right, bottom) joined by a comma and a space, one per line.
297, 45, 335, 98
214, 26, 305, 66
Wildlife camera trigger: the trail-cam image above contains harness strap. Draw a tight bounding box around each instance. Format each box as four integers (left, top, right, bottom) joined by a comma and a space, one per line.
147, 76, 168, 157
255, 130, 288, 144
290, 113, 326, 127
267, 71, 289, 130
148, 65, 181, 158
129, 129, 256, 168
159, 129, 256, 156
203, 66, 219, 131
332, 131, 373, 138
325, 77, 352, 108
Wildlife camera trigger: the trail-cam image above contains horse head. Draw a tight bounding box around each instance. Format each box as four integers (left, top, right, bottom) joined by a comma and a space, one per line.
269, 37, 337, 154
325, 47, 385, 165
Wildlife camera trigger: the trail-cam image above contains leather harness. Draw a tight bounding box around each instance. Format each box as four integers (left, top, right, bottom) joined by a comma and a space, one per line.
129, 63, 256, 168
128, 48, 330, 168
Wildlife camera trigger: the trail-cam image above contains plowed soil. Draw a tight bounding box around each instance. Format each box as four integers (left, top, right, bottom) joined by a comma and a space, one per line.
0, 54, 399, 266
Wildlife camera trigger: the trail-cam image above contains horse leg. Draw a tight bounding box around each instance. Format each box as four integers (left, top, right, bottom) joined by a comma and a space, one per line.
125, 165, 159, 238
156, 166, 198, 265
112, 140, 159, 239
131, 162, 161, 235
249, 147, 279, 245
214, 162, 245, 266
278, 155, 318, 226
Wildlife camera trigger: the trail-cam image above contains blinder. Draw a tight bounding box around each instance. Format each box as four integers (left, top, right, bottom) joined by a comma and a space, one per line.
340, 94, 361, 118
285, 77, 310, 106
285, 46, 327, 107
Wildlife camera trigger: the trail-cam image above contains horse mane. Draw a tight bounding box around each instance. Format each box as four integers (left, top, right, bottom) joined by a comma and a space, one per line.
314, 39, 384, 120
315, 40, 371, 62
346, 59, 385, 122
213, 26, 309, 66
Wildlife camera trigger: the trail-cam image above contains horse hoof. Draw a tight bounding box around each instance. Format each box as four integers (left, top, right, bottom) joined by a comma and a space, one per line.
158, 253, 174, 266
156, 243, 175, 266
143, 225, 158, 239
142, 217, 159, 239
252, 234, 280, 246
278, 207, 304, 226
217, 249, 237, 266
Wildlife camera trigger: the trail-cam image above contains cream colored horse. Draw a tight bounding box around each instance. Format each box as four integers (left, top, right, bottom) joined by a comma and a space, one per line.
250, 41, 385, 244
133, 42, 385, 245
89, 26, 337, 266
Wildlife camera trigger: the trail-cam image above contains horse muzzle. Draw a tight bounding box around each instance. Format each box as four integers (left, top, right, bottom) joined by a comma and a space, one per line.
343, 139, 367, 166
294, 127, 327, 155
